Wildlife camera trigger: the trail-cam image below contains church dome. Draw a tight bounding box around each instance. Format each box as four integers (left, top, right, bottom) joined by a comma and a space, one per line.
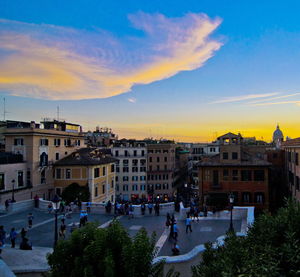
273, 124, 284, 142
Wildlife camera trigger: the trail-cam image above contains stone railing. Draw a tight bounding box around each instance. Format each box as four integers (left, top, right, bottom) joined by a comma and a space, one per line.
0, 199, 35, 214
0, 260, 16, 277
153, 206, 255, 277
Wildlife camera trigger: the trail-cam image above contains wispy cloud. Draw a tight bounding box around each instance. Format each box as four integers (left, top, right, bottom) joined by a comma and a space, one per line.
248, 92, 300, 104
210, 93, 279, 104
0, 13, 222, 100
252, 100, 300, 106
128, 97, 137, 103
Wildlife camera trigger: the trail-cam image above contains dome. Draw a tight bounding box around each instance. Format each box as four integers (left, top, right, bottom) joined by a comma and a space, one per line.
273, 124, 284, 142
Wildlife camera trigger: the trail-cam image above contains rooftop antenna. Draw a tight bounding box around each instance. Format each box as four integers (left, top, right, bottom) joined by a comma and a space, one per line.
57, 106, 59, 121
3, 97, 9, 121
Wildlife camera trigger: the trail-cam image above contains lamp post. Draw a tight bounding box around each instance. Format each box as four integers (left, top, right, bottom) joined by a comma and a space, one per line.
228, 193, 234, 233
11, 179, 15, 202
52, 195, 61, 248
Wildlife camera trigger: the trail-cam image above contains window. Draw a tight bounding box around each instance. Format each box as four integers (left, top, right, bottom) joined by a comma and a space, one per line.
164, 165, 167, 170
94, 168, 100, 178
55, 153, 60, 161
132, 176, 138, 181
111, 180, 114, 189
56, 168, 61, 179
125, 150, 128, 157
157, 165, 160, 171
116, 184, 119, 191
94, 186, 98, 197
0, 173, 4, 190
149, 165, 152, 171
17, 171, 24, 187
157, 157, 160, 162
14, 138, 24, 146
115, 150, 119, 157
223, 152, 228, 160
66, 169, 71, 179
75, 140, 81, 146
140, 167, 146, 172
64, 139, 71, 146
102, 184, 105, 194
288, 152, 291, 162
242, 192, 251, 203
123, 167, 129, 172
40, 139, 49, 146
232, 170, 239, 181
163, 150, 168, 153
148, 150, 153, 153
210, 147, 215, 152
296, 153, 299, 166
164, 157, 167, 162
140, 176, 146, 181
254, 170, 265, 181
123, 160, 129, 165
65, 152, 68, 155
155, 150, 161, 153
41, 170, 46, 184
123, 176, 129, 181
26, 170, 31, 187
223, 169, 229, 180
116, 176, 118, 182
255, 192, 264, 204
149, 157, 152, 162
54, 138, 61, 146
134, 150, 137, 156
232, 152, 238, 160
102, 167, 106, 176
133, 159, 138, 166
241, 170, 252, 181
39, 152, 48, 167
132, 167, 138, 172
205, 170, 210, 181
111, 164, 115, 172
141, 150, 145, 156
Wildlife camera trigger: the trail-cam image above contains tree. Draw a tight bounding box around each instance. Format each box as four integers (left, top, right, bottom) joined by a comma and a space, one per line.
61, 182, 90, 203
192, 199, 300, 277
48, 221, 179, 277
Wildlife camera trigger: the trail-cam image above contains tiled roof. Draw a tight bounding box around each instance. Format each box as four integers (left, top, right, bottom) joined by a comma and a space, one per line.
54, 147, 117, 166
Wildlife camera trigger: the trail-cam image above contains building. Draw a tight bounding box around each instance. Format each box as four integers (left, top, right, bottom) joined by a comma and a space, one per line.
85, 126, 118, 147
190, 142, 220, 185
54, 148, 116, 203
112, 140, 147, 201
273, 124, 284, 149
0, 152, 27, 205
282, 138, 300, 202
198, 133, 271, 211
147, 140, 177, 201
3, 119, 85, 200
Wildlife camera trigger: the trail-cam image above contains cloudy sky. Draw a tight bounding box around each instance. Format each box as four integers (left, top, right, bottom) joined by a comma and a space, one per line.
0, 0, 300, 142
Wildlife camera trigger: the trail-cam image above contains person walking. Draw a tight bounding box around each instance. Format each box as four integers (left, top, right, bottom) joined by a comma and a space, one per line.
172, 243, 180, 255
9, 228, 17, 248
154, 202, 160, 216
186, 215, 192, 233
166, 213, 171, 227
34, 194, 39, 208
128, 204, 134, 219
61, 213, 66, 225
5, 199, 10, 211
86, 202, 91, 213
141, 202, 146, 215
59, 223, 66, 239
148, 202, 153, 215
173, 223, 178, 240
27, 213, 34, 228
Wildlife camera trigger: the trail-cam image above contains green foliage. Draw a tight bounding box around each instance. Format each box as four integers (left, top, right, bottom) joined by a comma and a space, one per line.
61, 182, 90, 203
192, 199, 300, 277
48, 221, 179, 277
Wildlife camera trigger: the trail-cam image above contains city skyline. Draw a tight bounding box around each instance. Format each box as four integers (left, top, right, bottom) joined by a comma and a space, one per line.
1, 1, 300, 142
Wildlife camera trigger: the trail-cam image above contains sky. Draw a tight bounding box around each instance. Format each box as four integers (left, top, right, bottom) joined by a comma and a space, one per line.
0, 0, 300, 142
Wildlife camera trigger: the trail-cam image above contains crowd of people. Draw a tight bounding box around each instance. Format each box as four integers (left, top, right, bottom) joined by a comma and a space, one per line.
112, 201, 162, 217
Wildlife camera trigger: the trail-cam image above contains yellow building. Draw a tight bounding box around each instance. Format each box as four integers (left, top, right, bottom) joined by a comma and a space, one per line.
4, 120, 85, 200
54, 148, 116, 203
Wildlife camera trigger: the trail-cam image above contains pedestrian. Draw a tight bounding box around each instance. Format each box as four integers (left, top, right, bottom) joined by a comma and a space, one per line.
5, 199, 10, 211
60, 200, 65, 213
0, 226, 6, 253
27, 213, 34, 228
186, 215, 192, 233
141, 202, 146, 215
148, 202, 153, 215
166, 213, 171, 227
173, 223, 178, 240
10, 228, 17, 248
20, 228, 27, 239
34, 194, 39, 208
59, 223, 66, 239
154, 202, 160, 216
106, 200, 112, 214
172, 243, 180, 255
48, 203, 53, 213
128, 204, 134, 219
20, 237, 32, 250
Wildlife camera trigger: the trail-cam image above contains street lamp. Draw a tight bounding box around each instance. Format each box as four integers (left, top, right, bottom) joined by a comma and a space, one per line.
228, 193, 234, 233
52, 195, 61, 247
11, 179, 15, 202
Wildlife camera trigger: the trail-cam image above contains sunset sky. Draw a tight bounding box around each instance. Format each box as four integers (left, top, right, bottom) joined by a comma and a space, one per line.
0, 1, 300, 142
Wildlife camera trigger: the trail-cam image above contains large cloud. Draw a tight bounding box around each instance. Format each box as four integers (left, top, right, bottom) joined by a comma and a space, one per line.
0, 13, 222, 100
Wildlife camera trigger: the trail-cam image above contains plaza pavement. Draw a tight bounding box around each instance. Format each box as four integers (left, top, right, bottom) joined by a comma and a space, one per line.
0, 208, 241, 255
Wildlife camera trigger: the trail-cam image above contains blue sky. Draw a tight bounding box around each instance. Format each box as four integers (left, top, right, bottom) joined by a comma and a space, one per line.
0, 0, 300, 141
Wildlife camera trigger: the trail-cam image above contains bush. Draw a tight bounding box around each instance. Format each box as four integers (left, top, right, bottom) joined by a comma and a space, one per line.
192, 199, 300, 277
48, 221, 178, 277
61, 183, 90, 203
